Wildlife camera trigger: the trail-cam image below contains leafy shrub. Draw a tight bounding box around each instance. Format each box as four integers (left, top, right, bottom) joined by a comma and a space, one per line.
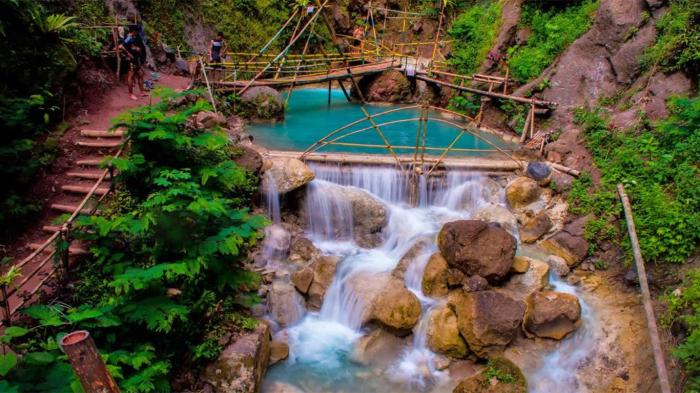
448, 1, 502, 74
0, 89, 267, 392
641, 0, 700, 74
571, 97, 700, 264
664, 270, 700, 392
507, 0, 598, 82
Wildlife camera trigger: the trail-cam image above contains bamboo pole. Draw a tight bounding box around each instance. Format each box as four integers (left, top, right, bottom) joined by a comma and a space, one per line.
61, 331, 120, 393
617, 184, 672, 393
199, 57, 218, 113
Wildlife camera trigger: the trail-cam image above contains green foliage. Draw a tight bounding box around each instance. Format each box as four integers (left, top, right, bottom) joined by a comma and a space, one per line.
507, 0, 599, 82
571, 97, 700, 265
448, 1, 502, 74
484, 359, 517, 384
664, 270, 700, 391
641, 0, 700, 74
1, 90, 266, 392
0, 0, 102, 238
447, 94, 481, 117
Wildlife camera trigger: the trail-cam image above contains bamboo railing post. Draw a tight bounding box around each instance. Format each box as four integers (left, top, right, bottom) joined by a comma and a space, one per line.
617, 184, 672, 393
59, 223, 71, 284
0, 284, 11, 327
199, 57, 218, 113
61, 331, 120, 393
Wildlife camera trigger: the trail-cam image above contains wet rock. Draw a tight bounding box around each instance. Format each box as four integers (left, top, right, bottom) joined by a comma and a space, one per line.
201, 321, 271, 393
288, 237, 320, 263
263, 224, 291, 258
524, 291, 582, 340
426, 305, 469, 358
510, 256, 530, 274
502, 257, 550, 300
354, 70, 412, 103
347, 271, 392, 324
474, 204, 518, 236
505, 177, 541, 209
269, 340, 289, 365
263, 158, 315, 194
352, 328, 406, 365
519, 212, 553, 244
393, 239, 431, 280
541, 216, 589, 266
546, 255, 570, 277
307, 256, 339, 310
232, 145, 263, 174
437, 220, 517, 284
371, 278, 422, 335
291, 267, 313, 294
344, 187, 389, 248
449, 290, 526, 358
452, 177, 503, 210
422, 252, 449, 297
447, 269, 466, 287
240, 86, 284, 120
463, 275, 489, 293
452, 357, 527, 393
434, 354, 451, 370
268, 280, 305, 327
525, 162, 551, 185
549, 171, 575, 192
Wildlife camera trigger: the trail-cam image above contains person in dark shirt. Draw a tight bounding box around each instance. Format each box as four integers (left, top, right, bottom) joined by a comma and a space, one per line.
209, 32, 226, 67
119, 26, 146, 100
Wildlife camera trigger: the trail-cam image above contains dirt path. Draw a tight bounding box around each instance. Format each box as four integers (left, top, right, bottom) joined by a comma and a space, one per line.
2, 71, 190, 323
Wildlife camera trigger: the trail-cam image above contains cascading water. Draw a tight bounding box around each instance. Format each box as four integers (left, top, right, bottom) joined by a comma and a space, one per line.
264, 163, 597, 393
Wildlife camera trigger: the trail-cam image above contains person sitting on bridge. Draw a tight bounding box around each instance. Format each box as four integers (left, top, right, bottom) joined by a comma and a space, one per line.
118, 26, 146, 100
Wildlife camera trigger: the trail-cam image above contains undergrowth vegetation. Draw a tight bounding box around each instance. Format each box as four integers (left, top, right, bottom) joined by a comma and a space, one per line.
0, 89, 266, 392
507, 0, 598, 82
569, 97, 700, 265
642, 0, 699, 75
665, 270, 700, 392
448, 1, 502, 75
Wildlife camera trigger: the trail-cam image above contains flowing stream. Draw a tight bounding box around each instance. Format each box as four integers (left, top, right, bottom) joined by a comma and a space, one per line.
261, 163, 598, 393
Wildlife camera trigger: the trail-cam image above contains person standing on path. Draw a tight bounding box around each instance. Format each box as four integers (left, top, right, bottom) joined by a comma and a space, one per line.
119, 26, 147, 100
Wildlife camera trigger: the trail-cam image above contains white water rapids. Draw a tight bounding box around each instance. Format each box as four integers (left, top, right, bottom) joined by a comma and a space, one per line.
261, 164, 599, 393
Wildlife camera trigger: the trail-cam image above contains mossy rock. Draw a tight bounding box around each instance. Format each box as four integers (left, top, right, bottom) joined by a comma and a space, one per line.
453, 358, 527, 393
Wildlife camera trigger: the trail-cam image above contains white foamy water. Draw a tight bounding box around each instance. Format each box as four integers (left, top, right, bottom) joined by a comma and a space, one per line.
264, 163, 595, 393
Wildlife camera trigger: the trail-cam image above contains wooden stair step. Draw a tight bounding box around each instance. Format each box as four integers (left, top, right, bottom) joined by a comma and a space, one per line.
76, 140, 122, 148
75, 158, 103, 167
66, 170, 111, 180
42, 225, 61, 233
29, 243, 89, 256
80, 129, 125, 138
50, 203, 97, 214
61, 184, 110, 195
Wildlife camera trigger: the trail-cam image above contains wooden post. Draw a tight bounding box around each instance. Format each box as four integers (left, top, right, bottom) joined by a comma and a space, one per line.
0, 284, 11, 327
502, 63, 509, 95
199, 57, 218, 113
59, 224, 71, 284
60, 331, 120, 393
520, 106, 531, 144
338, 79, 352, 102
617, 184, 672, 393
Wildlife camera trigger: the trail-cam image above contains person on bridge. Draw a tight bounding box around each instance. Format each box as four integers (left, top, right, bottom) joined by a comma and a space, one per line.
353, 25, 366, 53
119, 26, 147, 100
209, 32, 226, 66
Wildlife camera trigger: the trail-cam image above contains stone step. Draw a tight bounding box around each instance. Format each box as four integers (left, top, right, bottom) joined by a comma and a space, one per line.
61, 184, 110, 196
80, 129, 125, 138
50, 203, 97, 214
76, 139, 122, 148
29, 243, 88, 256
66, 170, 111, 180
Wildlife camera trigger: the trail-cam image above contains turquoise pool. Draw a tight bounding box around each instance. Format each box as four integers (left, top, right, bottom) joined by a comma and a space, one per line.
245, 88, 513, 156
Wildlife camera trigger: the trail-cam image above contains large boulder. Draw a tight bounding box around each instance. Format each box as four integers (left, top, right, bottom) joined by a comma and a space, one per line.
474, 204, 518, 236
505, 177, 541, 209
291, 267, 313, 294
392, 239, 430, 280
307, 256, 339, 310
524, 291, 582, 340
354, 70, 412, 103
501, 257, 550, 300
268, 280, 305, 327
202, 321, 271, 393
452, 357, 527, 393
262, 157, 315, 194
519, 212, 553, 243
371, 278, 422, 335
437, 220, 517, 284
422, 252, 449, 297
192, 110, 226, 129
288, 237, 321, 263
426, 305, 469, 358
540, 216, 589, 266
449, 290, 525, 358
345, 187, 388, 248
240, 86, 284, 120
525, 162, 552, 185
